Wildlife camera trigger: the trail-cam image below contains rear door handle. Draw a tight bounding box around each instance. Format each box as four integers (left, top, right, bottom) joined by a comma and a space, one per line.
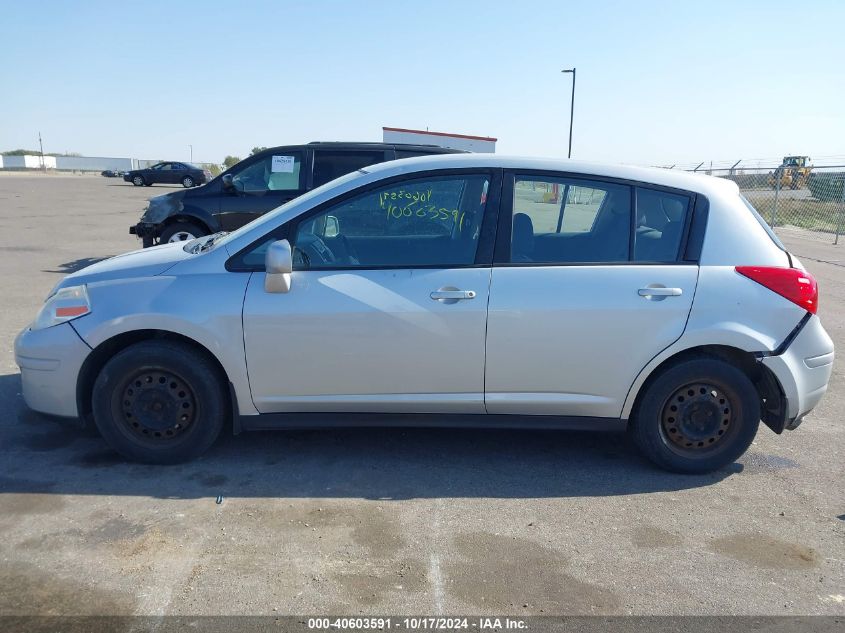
638, 286, 683, 297
430, 289, 476, 302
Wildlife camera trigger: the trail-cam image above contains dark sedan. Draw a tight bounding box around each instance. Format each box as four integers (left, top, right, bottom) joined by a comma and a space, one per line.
123, 162, 211, 188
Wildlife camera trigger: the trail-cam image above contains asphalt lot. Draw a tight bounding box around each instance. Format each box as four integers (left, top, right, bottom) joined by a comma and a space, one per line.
0, 172, 843, 616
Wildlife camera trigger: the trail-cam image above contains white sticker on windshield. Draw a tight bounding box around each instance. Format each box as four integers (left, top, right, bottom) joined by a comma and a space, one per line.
271, 155, 296, 173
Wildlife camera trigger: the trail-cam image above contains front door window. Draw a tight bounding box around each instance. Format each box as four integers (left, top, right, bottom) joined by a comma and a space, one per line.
292, 174, 490, 269
229, 153, 303, 194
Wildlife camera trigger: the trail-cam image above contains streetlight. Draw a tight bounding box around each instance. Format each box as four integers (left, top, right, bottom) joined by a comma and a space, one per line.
561, 68, 576, 158
188, 144, 193, 162
38, 131, 47, 173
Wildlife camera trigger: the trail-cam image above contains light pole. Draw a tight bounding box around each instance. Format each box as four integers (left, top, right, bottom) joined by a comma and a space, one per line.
189, 144, 193, 162
561, 68, 576, 158
38, 131, 47, 173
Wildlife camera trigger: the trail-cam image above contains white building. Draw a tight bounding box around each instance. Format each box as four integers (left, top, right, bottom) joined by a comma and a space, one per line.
382, 127, 496, 153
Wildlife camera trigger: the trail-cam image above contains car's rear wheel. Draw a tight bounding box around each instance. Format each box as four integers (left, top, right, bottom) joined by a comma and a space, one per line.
181, 176, 195, 188
92, 340, 227, 463
132, 175, 145, 186
630, 358, 760, 473
159, 222, 206, 243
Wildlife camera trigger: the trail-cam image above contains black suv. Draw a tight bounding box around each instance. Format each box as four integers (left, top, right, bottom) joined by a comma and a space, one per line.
130, 143, 463, 246
124, 162, 211, 188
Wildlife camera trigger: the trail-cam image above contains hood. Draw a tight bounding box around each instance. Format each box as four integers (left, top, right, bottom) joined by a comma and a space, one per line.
139, 190, 187, 224
55, 242, 192, 291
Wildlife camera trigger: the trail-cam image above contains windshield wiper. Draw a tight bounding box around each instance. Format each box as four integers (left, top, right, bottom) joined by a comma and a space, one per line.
188, 231, 228, 254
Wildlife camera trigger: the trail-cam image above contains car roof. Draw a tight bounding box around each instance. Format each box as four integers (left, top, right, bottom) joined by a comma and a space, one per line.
360, 154, 739, 197
260, 142, 465, 154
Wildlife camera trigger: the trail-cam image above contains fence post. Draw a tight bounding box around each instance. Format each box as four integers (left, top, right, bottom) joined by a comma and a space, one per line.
771, 172, 780, 229
835, 176, 845, 245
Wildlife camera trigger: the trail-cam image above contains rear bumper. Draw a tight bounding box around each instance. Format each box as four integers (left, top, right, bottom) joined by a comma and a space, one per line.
15, 322, 91, 418
762, 315, 834, 426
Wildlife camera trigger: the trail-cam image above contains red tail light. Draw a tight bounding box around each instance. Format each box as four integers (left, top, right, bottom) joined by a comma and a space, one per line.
736, 266, 818, 314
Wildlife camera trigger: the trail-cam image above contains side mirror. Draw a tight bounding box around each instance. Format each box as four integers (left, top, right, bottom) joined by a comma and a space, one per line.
264, 239, 293, 293
222, 173, 235, 191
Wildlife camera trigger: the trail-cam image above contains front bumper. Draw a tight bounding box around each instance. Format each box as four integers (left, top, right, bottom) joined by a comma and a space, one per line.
15, 322, 91, 418
129, 222, 157, 237
129, 222, 158, 247
762, 314, 834, 426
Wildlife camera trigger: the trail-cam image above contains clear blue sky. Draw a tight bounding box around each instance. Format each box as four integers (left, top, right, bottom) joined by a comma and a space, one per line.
1, 0, 843, 167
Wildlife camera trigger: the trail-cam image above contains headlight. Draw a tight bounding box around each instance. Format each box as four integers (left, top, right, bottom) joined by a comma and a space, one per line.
33, 285, 91, 330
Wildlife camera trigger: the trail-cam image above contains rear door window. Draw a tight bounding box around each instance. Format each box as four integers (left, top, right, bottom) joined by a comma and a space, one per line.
313, 151, 387, 187
509, 176, 632, 263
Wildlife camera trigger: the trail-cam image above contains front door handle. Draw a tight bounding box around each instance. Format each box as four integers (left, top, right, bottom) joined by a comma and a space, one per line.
638, 286, 683, 299
430, 289, 477, 302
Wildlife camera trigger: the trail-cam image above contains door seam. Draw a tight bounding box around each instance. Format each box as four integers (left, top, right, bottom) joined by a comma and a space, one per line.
620, 264, 701, 419
482, 267, 494, 414
240, 272, 259, 413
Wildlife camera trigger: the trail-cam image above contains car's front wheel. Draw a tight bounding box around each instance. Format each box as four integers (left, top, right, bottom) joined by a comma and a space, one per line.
629, 358, 760, 473
182, 176, 195, 188
159, 222, 206, 243
132, 175, 145, 186
92, 340, 227, 463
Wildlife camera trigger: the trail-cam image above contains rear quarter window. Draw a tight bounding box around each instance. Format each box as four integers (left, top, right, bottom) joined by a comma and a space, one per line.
740, 195, 787, 250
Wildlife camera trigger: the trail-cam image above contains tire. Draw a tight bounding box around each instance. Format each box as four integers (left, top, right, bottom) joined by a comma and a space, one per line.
181, 176, 195, 188
629, 358, 760, 474
159, 222, 206, 244
132, 175, 145, 186
91, 340, 227, 464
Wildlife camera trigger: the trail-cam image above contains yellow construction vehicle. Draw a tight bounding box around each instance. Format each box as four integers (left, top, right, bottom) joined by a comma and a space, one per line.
768, 156, 813, 190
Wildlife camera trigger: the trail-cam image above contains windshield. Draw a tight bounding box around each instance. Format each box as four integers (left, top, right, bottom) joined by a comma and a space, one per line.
215, 169, 368, 249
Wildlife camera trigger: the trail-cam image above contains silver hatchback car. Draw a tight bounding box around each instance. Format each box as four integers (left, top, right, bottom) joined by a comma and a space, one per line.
15, 155, 834, 472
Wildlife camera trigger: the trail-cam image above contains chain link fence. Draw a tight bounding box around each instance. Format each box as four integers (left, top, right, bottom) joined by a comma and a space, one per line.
658, 158, 845, 244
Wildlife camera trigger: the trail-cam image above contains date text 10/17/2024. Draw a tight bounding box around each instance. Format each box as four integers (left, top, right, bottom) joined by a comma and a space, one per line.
307, 617, 527, 631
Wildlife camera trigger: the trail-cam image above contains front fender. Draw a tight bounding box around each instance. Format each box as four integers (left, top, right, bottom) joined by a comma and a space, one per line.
169, 201, 221, 233
71, 273, 257, 415
140, 191, 221, 233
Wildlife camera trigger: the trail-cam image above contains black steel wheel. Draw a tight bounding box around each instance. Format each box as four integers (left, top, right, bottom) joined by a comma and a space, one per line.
119, 369, 197, 441
630, 358, 760, 473
660, 382, 734, 454
92, 340, 227, 463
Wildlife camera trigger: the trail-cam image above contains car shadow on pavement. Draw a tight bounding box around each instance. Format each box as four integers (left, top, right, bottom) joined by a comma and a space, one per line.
106, 184, 181, 188
42, 257, 111, 274
0, 373, 741, 501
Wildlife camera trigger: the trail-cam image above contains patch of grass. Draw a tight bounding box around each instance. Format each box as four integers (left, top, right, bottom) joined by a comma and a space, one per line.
745, 195, 845, 234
